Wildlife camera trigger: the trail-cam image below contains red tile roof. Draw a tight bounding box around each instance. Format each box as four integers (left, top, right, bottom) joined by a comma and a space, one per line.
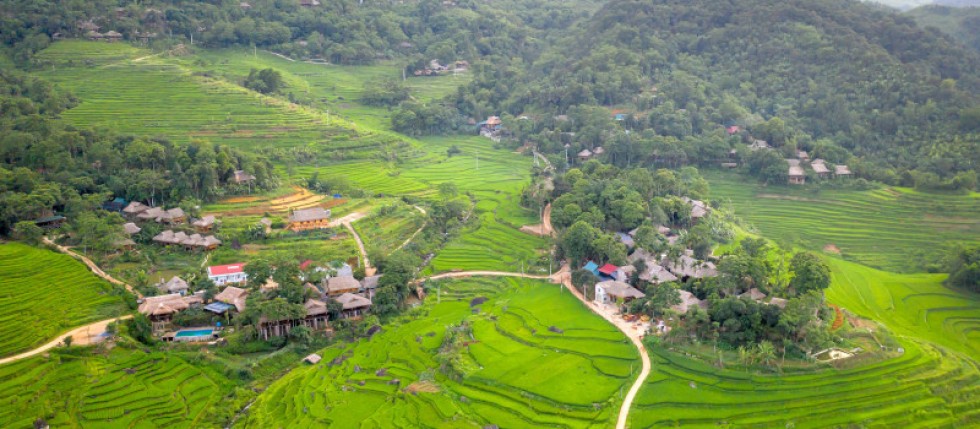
598, 263, 619, 275
299, 259, 314, 270
208, 263, 245, 276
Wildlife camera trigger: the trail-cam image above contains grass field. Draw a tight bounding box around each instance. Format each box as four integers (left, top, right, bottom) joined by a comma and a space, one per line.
0, 348, 232, 428
238, 278, 639, 428
0, 243, 127, 357
706, 171, 980, 272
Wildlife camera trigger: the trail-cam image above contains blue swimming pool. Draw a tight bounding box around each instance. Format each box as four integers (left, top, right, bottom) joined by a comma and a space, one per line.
175, 328, 214, 338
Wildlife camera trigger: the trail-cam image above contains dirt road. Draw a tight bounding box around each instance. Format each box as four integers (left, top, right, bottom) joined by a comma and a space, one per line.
0, 315, 133, 366
42, 237, 143, 298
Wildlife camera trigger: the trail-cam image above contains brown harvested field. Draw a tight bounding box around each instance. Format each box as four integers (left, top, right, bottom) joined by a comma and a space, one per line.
823, 244, 841, 254
206, 186, 344, 217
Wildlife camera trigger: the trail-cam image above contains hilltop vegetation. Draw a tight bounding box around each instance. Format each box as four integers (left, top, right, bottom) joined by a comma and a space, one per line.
0, 243, 127, 357
907, 4, 980, 52
450, 0, 980, 188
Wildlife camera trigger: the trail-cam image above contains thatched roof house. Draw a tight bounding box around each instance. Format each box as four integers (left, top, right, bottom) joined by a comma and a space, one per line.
334, 293, 371, 318
157, 276, 189, 295
663, 252, 717, 280
193, 215, 217, 232
304, 353, 322, 364
327, 275, 361, 296
214, 286, 248, 312
123, 202, 149, 215
123, 222, 141, 235
768, 297, 788, 309
671, 290, 706, 314
810, 160, 830, 177
738, 288, 767, 302
138, 293, 196, 317
788, 165, 806, 185
834, 164, 852, 177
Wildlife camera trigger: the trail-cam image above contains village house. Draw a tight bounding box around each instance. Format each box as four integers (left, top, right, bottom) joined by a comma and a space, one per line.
577, 149, 593, 162
326, 275, 361, 296
303, 353, 321, 364
479, 116, 502, 139
103, 197, 127, 212
123, 202, 149, 217
582, 261, 601, 277
157, 276, 189, 295
137, 207, 186, 224
628, 248, 680, 284
810, 159, 831, 179
617, 232, 635, 249
192, 215, 217, 233
123, 222, 141, 235
682, 197, 710, 222
597, 263, 620, 280
138, 293, 202, 331
594, 281, 645, 306
726, 125, 741, 135
768, 297, 788, 309
152, 230, 222, 250
258, 298, 331, 340
834, 164, 852, 178
749, 140, 771, 151
34, 213, 67, 229
797, 150, 810, 162
209, 286, 248, 313
663, 251, 718, 281
114, 238, 137, 251
86, 31, 103, 40
103, 30, 122, 42
671, 290, 706, 314
788, 165, 806, 185
232, 170, 256, 184
287, 207, 331, 232
360, 275, 381, 299
738, 288, 767, 302
299, 0, 320, 6
207, 263, 247, 286
333, 293, 372, 319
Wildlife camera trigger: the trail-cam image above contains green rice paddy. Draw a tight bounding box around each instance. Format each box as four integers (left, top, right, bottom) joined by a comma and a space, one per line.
239, 278, 639, 428
0, 348, 231, 428
707, 171, 980, 272
0, 243, 127, 357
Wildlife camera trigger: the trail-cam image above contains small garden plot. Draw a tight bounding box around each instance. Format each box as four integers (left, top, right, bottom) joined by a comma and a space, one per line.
0, 243, 127, 357
239, 277, 639, 428
354, 202, 426, 256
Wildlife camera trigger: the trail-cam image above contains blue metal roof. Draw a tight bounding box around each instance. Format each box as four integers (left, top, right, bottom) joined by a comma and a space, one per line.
583, 261, 599, 275
204, 302, 234, 314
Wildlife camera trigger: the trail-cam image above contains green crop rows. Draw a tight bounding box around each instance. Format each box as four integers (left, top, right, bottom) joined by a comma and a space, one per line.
826, 257, 980, 360
0, 348, 231, 428
707, 171, 980, 272
631, 340, 979, 428
238, 278, 638, 428
0, 243, 126, 357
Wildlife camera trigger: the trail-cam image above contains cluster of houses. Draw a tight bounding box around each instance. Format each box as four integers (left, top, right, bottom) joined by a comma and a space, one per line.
413, 59, 469, 76
743, 140, 852, 185
577, 146, 605, 162
478, 116, 503, 140
786, 152, 851, 185
137, 261, 378, 339
121, 202, 223, 251
287, 207, 331, 232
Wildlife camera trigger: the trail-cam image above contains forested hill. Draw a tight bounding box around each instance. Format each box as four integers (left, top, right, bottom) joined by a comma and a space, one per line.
456, 0, 980, 187
907, 5, 980, 53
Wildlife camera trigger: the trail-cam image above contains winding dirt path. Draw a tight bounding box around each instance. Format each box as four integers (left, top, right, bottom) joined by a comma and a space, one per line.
395, 206, 428, 252
341, 218, 375, 276
415, 267, 651, 428
0, 315, 133, 365
42, 237, 143, 298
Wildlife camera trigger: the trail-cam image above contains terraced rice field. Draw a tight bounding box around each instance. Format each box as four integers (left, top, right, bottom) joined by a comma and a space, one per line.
353, 203, 426, 255
630, 340, 979, 428
826, 257, 980, 360
35, 41, 387, 155
0, 243, 127, 357
238, 278, 639, 428
0, 348, 231, 428
706, 171, 980, 272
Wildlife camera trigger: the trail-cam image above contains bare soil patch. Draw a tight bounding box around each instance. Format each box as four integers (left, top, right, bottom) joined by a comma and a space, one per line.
823, 244, 841, 254
405, 381, 440, 394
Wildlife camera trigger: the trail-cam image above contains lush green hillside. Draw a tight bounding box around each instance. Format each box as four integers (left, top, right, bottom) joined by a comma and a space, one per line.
0, 243, 127, 357
706, 171, 980, 272
907, 5, 980, 52
239, 278, 639, 428
0, 348, 232, 428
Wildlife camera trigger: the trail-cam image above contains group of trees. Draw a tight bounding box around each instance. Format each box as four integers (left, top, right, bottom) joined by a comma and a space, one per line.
0, 69, 277, 235
444, 0, 980, 189
946, 245, 980, 293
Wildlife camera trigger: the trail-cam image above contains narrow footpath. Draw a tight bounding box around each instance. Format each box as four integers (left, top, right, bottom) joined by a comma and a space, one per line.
342, 220, 375, 276
42, 237, 143, 298
0, 315, 133, 366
